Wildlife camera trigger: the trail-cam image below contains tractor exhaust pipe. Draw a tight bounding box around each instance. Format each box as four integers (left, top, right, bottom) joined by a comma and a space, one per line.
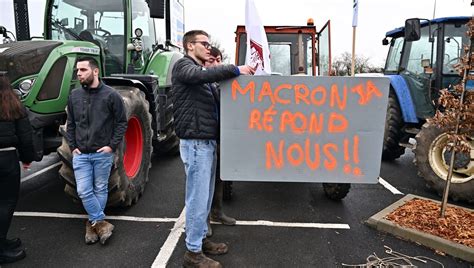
13, 0, 30, 41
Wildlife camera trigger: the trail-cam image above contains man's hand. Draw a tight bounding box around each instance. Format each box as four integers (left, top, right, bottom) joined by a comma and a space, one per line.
97, 146, 113, 153
72, 148, 82, 155
238, 65, 256, 75
21, 162, 31, 170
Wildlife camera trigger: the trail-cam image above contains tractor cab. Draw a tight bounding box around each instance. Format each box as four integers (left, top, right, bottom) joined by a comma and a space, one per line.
382, 17, 470, 120
235, 19, 332, 76
46, 0, 159, 76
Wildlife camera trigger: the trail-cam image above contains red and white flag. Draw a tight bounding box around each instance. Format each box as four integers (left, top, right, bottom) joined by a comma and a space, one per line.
245, 0, 271, 75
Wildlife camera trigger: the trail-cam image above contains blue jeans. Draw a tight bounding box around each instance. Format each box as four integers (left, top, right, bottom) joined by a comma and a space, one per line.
72, 152, 114, 222
180, 139, 217, 253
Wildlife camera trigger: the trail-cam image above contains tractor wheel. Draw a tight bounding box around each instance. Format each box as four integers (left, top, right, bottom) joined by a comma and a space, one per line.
382, 89, 405, 161
153, 134, 179, 156
223, 181, 233, 201
153, 86, 180, 156
414, 123, 474, 203
322, 183, 351, 200
57, 86, 153, 207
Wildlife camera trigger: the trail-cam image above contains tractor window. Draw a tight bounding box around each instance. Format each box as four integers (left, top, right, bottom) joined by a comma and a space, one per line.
132, 0, 157, 59
403, 26, 437, 75
442, 24, 467, 75
49, 0, 126, 74
50, 0, 90, 40
318, 25, 330, 76
385, 37, 404, 73
306, 36, 313, 76
49, 0, 125, 40
269, 43, 291, 76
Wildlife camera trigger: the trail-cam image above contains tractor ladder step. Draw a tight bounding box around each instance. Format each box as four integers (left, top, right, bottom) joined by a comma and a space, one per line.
404, 128, 420, 134
399, 142, 415, 150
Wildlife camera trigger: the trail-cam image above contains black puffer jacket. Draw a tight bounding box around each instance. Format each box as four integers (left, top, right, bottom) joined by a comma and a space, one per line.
171, 56, 239, 139
66, 81, 127, 153
0, 108, 35, 163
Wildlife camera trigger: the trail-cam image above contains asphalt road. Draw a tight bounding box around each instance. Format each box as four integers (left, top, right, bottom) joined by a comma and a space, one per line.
4, 150, 473, 267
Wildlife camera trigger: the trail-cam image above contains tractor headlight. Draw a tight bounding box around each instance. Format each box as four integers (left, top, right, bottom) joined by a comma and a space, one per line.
12, 88, 22, 98
18, 78, 35, 95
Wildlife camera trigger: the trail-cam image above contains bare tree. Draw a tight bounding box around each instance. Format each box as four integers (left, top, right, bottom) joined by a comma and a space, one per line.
209, 40, 230, 63
332, 52, 382, 76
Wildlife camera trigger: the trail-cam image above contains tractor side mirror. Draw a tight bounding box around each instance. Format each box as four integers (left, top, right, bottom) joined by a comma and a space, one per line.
147, 0, 165, 19
405, 18, 421, 42
60, 18, 69, 27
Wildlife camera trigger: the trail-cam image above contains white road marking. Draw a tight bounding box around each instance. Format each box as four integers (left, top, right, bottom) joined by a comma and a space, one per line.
151, 209, 186, 268
378, 177, 404, 195
13, 211, 177, 222
14, 209, 351, 267
232, 220, 350, 229
14, 211, 350, 229
21, 162, 62, 183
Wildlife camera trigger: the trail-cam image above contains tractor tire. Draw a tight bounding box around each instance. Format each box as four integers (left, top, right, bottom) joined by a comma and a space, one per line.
382, 90, 405, 161
322, 183, 351, 200
414, 123, 474, 203
57, 86, 153, 207
153, 134, 179, 156
153, 86, 180, 156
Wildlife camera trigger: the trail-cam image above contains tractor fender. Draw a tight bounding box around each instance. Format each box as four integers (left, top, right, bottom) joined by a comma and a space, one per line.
386, 75, 418, 123
103, 77, 159, 135
145, 51, 183, 88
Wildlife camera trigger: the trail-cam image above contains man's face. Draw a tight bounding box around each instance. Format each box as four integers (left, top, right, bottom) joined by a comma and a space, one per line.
205, 55, 222, 67
187, 34, 211, 64
205, 55, 216, 67
76, 61, 97, 86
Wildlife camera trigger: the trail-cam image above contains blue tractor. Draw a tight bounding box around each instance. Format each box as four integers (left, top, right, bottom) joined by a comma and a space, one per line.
382, 17, 473, 203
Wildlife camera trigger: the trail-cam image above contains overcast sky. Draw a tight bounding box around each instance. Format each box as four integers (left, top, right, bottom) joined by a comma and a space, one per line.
1, 0, 472, 66
185, 0, 472, 66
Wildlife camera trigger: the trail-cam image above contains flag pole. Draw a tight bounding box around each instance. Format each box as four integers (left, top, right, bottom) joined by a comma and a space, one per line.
351, 26, 356, 76
351, 0, 358, 76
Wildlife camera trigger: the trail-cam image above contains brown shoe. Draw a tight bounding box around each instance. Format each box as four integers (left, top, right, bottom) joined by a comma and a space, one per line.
202, 239, 228, 255
183, 251, 222, 268
210, 212, 236, 226
92, 220, 114, 245
85, 221, 99, 245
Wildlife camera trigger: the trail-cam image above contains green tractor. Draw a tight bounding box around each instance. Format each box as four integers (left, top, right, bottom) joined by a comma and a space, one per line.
0, 0, 184, 206
381, 17, 473, 203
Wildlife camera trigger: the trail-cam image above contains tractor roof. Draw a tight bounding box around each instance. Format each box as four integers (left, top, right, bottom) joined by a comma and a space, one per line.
235, 25, 317, 35
385, 16, 471, 38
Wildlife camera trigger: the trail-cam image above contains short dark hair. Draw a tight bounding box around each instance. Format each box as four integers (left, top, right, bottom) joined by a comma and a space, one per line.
77, 56, 99, 70
209, 46, 222, 59
183, 30, 209, 53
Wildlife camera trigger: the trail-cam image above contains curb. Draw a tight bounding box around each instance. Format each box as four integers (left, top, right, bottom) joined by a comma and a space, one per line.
366, 194, 474, 262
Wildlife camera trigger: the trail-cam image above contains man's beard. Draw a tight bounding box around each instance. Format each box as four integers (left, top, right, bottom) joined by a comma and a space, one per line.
80, 74, 94, 87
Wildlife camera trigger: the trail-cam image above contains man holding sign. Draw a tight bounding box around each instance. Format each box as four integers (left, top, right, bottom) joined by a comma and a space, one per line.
171, 30, 254, 267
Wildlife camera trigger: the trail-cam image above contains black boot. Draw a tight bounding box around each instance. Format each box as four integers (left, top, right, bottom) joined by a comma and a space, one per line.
206, 216, 213, 237
0, 246, 26, 264
210, 179, 236, 226
0, 196, 24, 264
0, 238, 21, 250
